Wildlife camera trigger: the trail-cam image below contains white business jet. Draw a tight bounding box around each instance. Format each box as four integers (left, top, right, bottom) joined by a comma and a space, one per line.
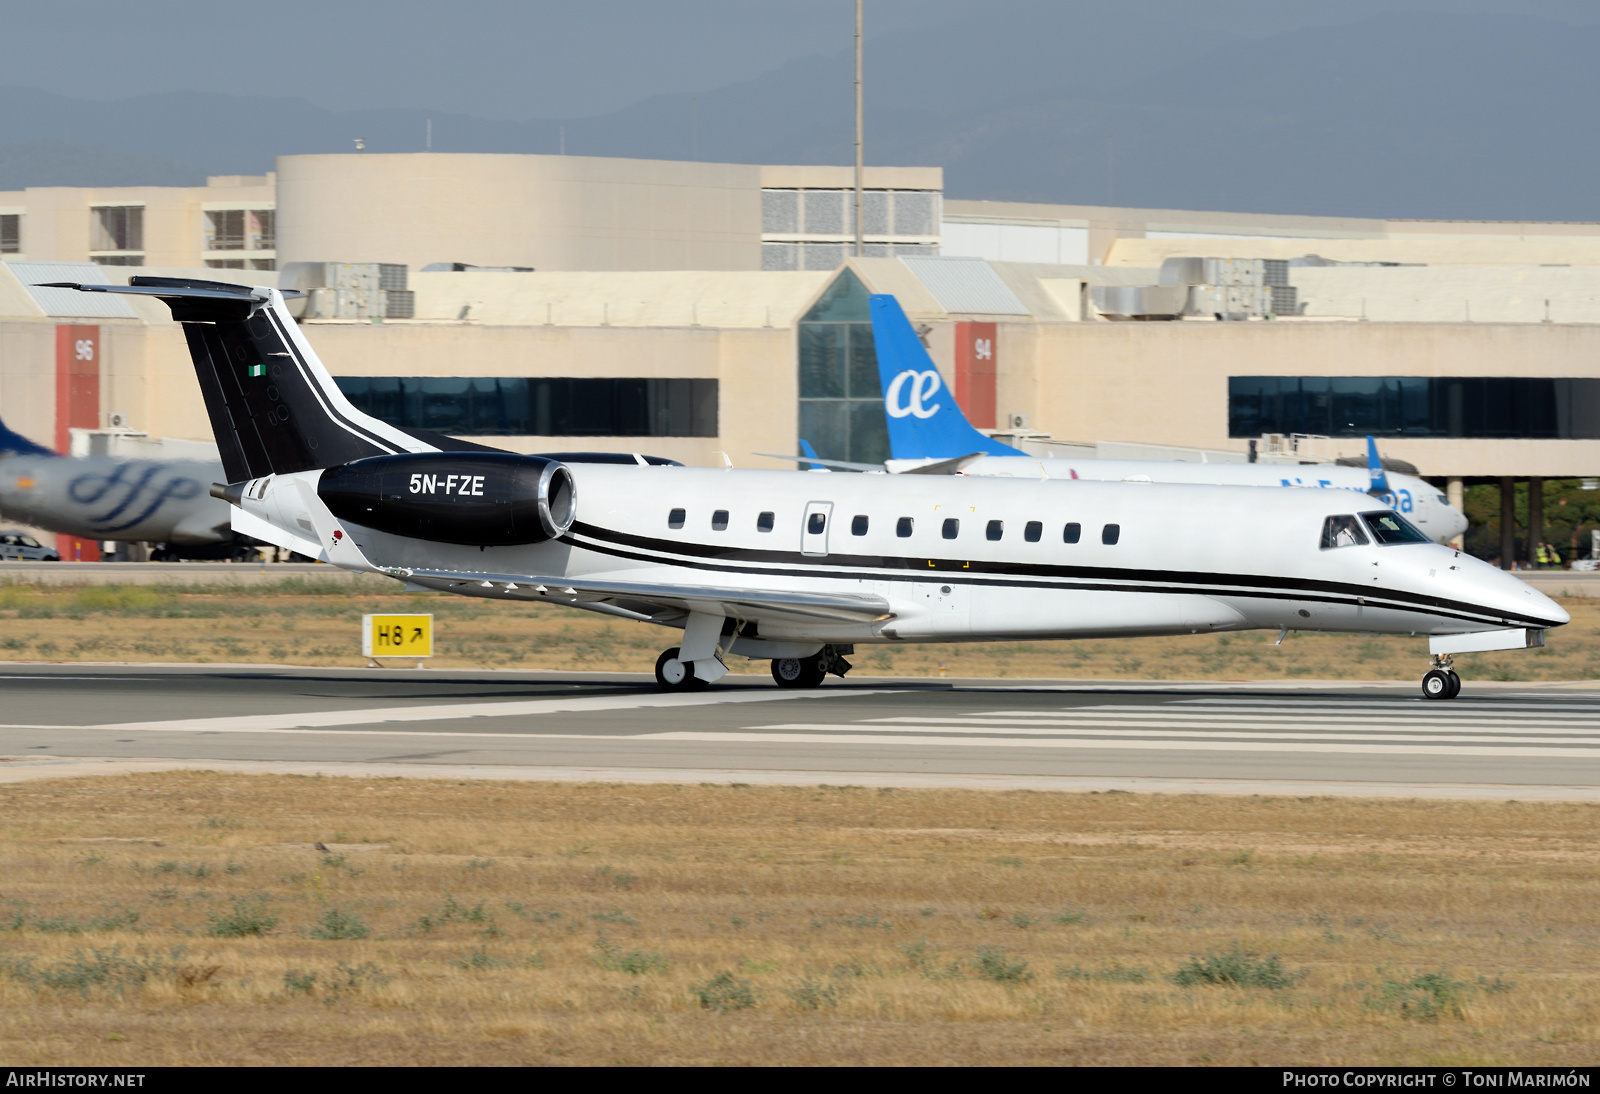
45, 277, 1567, 700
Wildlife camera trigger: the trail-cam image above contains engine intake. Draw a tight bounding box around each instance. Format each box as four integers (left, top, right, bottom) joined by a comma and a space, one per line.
317, 453, 575, 546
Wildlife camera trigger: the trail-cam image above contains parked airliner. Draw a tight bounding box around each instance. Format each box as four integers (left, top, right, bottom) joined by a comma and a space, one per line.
840, 295, 1469, 544
0, 415, 253, 560
47, 277, 1566, 700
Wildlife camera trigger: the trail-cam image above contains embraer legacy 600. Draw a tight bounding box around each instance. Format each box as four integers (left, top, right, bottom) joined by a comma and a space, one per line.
46, 278, 1568, 700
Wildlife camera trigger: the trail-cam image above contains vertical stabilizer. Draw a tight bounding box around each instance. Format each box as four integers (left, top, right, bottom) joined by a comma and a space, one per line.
40, 277, 433, 481
0, 416, 57, 458
868, 294, 1022, 459
1365, 435, 1393, 498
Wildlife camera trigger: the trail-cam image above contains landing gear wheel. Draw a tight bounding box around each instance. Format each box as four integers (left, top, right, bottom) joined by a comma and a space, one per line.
1445, 671, 1462, 699
771, 655, 827, 689
655, 647, 709, 692
1422, 669, 1456, 701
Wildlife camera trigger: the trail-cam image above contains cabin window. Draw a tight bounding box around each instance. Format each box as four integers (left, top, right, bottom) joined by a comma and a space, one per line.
1320, 514, 1369, 549
1024, 521, 1042, 542
757, 511, 775, 532
986, 520, 1003, 541
1361, 510, 1429, 545
942, 518, 960, 539
1063, 522, 1081, 544
1102, 523, 1120, 545
711, 510, 729, 531
851, 515, 869, 536
668, 508, 686, 529
896, 517, 913, 538
808, 512, 827, 534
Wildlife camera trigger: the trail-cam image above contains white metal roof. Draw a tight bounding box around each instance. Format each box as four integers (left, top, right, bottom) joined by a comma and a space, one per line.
3, 261, 138, 319
900, 256, 1029, 315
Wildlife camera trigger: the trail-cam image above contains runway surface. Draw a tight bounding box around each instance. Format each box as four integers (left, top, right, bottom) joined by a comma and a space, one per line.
1, 664, 1598, 798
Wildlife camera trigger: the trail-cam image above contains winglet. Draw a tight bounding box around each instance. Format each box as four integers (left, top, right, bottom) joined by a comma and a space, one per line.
1365, 435, 1392, 498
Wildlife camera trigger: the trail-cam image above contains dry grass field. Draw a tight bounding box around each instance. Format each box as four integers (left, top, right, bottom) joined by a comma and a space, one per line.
0, 579, 1595, 681
0, 774, 1594, 1066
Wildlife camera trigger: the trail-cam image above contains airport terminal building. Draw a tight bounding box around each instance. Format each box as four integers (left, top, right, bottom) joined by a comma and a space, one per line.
4, 150, 1600, 563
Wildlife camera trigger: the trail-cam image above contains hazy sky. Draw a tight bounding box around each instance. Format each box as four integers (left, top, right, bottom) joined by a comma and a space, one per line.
2, 0, 1597, 121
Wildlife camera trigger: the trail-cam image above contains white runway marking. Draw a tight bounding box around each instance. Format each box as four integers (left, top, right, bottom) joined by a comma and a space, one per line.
2, 687, 891, 735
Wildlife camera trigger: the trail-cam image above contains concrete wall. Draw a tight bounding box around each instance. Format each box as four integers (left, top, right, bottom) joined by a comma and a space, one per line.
275, 153, 765, 274
1014, 320, 1600, 478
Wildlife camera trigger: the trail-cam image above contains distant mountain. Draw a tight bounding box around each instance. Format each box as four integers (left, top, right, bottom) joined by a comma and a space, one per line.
0, 142, 204, 190
1, 9, 1597, 221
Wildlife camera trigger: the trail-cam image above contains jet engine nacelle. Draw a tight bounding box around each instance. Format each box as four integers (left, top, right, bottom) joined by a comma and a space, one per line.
317, 452, 576, 546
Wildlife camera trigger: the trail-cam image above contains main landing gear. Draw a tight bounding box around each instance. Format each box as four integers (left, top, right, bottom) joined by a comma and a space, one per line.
1422, 654, 1461, 701
771, 645, 853, 689
654, 647, 710, 692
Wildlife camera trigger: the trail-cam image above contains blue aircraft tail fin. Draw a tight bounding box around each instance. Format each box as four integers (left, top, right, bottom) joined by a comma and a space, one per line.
1365, 435, 1392, 497
798, 438, 824, 470
0, 414, 56, 458
868, 294, 1023, 459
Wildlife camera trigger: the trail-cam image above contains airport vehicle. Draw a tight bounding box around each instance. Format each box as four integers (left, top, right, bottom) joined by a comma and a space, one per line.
0, 415, 255, 560
853, 296, 1469, 544
47, 277, 1567, 700
0, 530, 58, 561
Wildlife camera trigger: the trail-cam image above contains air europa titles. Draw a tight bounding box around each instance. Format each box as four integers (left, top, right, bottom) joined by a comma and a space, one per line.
409, 473, 486, 497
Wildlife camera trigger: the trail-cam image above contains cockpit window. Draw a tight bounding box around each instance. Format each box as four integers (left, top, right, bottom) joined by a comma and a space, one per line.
1320, 515, 1369, 549
1362, 510, 1430, 545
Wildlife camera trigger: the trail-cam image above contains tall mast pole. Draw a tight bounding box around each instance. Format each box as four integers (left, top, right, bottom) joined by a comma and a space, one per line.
854, 0, 864, 258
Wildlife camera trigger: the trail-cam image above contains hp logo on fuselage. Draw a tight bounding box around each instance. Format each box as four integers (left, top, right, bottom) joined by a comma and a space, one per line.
885, 369, 943, 419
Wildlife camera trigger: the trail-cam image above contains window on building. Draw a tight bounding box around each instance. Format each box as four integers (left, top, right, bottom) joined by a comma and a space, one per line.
711, 510, 729, 531
90, 255, 143, 266
249, 258, 276, 271
757, 511, 775, 533
91, 206, 143, 252
1102, 523, 1121, 545
668, 508, 686, 529
251, 210, 274, 250
335, 377, 718, 437
896, 517, 913, 538
942, 518, 960, 539
762, 190, 798, 234
0, 214, 18, 254
797, 269, 887, 464
205, 259, 245, 269
1063, 522, 1081, 544
851, 515, 868, 536
986, 520, 1003, 541
1229, 376, 1600, 439
1024, 521, 1042, 542
206, 210, 246, 250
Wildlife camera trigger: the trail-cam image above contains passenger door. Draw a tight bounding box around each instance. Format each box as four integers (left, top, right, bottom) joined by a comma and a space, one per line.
801, 501, 833, 557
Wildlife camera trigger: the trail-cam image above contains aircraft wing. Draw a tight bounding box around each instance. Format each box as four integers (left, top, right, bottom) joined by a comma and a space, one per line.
388, 566, 894, 626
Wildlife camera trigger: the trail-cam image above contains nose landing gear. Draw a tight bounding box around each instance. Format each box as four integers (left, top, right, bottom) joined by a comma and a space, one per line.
1422, 654, 1461, 701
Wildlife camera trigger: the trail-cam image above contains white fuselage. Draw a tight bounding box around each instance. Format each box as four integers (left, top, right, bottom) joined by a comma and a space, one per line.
0, 452, 230, 544
244, 464, 1563, 648
887, 457, 1468, 544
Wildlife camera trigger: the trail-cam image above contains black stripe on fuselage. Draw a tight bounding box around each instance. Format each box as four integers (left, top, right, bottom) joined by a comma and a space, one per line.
561, 520, 1558, 630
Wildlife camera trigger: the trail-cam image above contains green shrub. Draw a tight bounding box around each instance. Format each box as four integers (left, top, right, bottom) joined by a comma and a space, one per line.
207, 897, 277, 938
309, 907, 371, 941
692, 971, 757, 1012
1365, 971, 1473, 1021
1171, 945, 1302, 990
786, 977, 846, 1010
592, 938, 669, 974
972, 947, 1034, 984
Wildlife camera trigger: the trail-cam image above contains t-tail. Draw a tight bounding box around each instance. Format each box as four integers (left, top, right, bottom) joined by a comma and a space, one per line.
38, 277, 434, 482
0, 415, 58, 459
868, 294, 1022, 459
